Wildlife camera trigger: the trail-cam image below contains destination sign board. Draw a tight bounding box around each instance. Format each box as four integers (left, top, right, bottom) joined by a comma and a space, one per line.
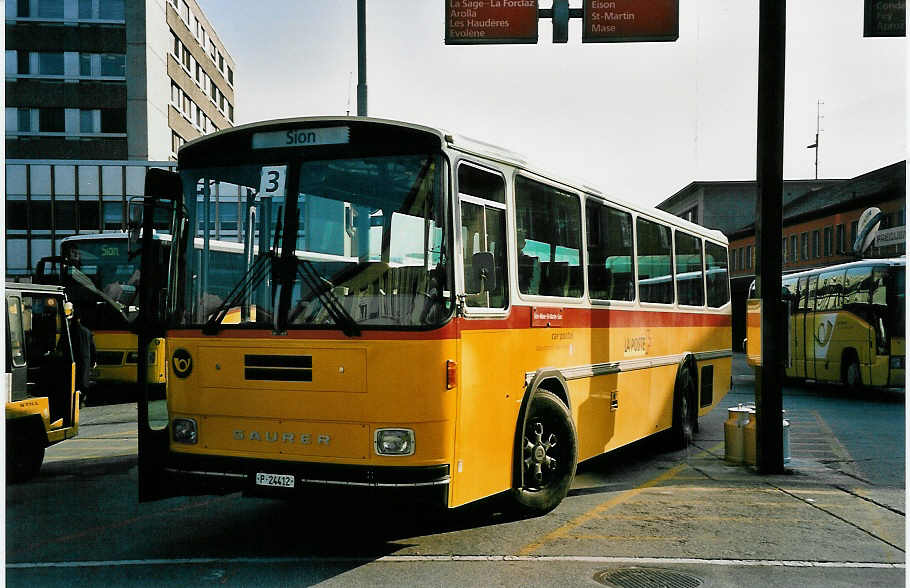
864, 0, 905, 37
583, 0, 678, 43
252, 127, 350, 150
445, 0, 539, 45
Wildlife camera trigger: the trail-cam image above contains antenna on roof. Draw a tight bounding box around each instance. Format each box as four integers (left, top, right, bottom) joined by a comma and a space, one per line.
806, 100, 824, 179
346, 71, 352, 116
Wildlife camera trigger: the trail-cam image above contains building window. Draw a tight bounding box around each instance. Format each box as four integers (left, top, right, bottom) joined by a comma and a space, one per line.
14, 108, 32, 132
100, 108, 126, 133
781, 237, 786, 260
79, 109, 97, 132
180, 0, 189, 24
16, 0, 30, 17
209, 39, 217, 60
17, 51, 29, 74
227, 65, 233, 85
789, 235, 797, 263
99, 0, 125, 20
100, 54, 125, 77
850, 220, 858, 251
79, 201, 100, 232
800, 232, 808, 260
38, 52, 65, 75
37, 0, 64, 19
78, 0, 93, 18
811, 229, 820, 258
835, 224, 845, 255
39, 108, 65, 132
218, 52, 224, 72
823, 226, 833, 256
745, 244, 753, 269
181, 45, 191, 70
79, 53, 92, 76
171, 81, 181, 106
228, 102, 234, 122
172, 31, 180, 58
172, 131, 185, 154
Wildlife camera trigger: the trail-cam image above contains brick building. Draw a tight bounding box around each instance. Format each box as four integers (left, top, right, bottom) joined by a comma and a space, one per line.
659, 161, 906, 350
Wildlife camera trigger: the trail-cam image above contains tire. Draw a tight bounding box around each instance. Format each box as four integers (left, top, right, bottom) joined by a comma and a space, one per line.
7, 440, 45, 483
843, 353, 862, 390
670, 370, 696, 450
511, 390, 577, 516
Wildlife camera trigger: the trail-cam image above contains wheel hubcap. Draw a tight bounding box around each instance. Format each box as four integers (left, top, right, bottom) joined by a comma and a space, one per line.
524, 421, 558, 486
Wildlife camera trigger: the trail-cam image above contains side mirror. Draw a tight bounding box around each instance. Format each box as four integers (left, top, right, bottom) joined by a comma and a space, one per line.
470, 251, 497, 292
128, 198, 144, 248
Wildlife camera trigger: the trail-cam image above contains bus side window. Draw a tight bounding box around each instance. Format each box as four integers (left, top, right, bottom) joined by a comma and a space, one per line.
586, 201, 634, 302
705, 242, 730, 308
515, 176, 582, 299
458, 163, 507, 309
637, 218, 673, 305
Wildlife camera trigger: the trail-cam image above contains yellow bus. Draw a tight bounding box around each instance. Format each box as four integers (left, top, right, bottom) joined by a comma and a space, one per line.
136, 117, 732, 513
748, 258, 905, 389
5, 283, 80, 481
38, 233, 168, 399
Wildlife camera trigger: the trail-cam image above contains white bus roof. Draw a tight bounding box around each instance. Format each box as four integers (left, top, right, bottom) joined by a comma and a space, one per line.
183, 116, 728, 245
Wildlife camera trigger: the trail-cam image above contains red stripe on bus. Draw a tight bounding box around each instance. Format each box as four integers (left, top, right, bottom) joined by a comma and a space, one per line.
166, 307, 729, 341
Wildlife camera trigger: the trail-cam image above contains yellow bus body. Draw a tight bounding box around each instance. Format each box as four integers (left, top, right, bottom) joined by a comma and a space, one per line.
166, 314, 729, 508
92, 332, 167, 386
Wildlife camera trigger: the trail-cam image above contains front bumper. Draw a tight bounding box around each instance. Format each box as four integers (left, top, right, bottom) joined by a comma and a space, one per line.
162, 453, 450, 506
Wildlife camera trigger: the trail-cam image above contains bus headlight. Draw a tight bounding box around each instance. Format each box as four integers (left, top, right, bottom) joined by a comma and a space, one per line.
375, 428, 415, 456
172, 418, 198, 444
890, 356, 905, 369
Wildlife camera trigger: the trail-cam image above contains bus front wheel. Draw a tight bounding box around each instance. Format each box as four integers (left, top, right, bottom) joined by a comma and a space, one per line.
511, 390, 577, 516
7, 437, 45, 483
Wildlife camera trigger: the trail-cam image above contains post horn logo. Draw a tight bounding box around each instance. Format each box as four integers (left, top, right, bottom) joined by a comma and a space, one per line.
172, 349, 193, 378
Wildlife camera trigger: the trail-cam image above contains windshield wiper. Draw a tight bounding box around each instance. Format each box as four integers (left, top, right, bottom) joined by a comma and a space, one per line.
202, 252, 274, 334
294, 260, 361, 337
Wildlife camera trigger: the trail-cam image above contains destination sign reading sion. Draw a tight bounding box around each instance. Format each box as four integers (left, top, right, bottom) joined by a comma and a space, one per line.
583, 0, 678, 43
445, 0, 539, 45
252, 126, 350, 150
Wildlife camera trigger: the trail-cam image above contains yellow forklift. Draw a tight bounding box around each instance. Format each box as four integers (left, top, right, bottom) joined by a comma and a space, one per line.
6, 282, 80, 482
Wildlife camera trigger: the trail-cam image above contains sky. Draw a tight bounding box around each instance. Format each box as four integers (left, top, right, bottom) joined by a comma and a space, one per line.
197, 0, 906, 207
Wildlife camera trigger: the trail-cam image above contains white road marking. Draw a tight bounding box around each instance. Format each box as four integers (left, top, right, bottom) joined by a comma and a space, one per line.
6, 556, 905, 569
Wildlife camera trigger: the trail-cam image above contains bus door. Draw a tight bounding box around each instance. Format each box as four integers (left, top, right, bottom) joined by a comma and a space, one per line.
793, 277, 809, 379
805, 275, 819, 380
452, 162, 512, 507
869, 267, 893, 386
6, 295, 28, 399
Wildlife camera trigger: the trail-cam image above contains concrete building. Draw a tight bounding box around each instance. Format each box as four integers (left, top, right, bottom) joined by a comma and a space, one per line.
658, 161, 906, 350
6, 0, 236, 279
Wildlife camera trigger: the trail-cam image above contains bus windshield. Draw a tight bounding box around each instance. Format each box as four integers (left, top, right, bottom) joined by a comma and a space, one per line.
61, 237, 141, 325
176, 153, 451, 330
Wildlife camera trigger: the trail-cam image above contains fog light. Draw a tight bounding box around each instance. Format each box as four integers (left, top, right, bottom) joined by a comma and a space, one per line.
172, 418, 197, 444
891, 356, 905, 369
375, 428, 415, 456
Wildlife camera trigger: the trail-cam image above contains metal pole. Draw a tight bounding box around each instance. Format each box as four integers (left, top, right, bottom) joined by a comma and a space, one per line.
755, 0, 786, 474
357, 0, 367, 117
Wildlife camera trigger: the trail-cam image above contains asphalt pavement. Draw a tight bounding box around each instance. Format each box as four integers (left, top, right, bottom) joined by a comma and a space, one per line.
34, 354, 905, 584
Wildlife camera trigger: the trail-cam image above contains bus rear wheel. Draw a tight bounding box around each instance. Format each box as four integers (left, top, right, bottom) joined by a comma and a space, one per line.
843, 353, 862, 390
670, 371, 696, 449
511, 390, 577, 516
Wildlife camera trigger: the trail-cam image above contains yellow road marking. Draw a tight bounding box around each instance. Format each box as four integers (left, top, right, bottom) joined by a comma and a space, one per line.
519, 441, 724, 555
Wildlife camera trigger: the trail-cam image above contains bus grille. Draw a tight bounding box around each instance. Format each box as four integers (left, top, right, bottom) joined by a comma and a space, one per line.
96, 351, 125, 366
244, 354, 313, 382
